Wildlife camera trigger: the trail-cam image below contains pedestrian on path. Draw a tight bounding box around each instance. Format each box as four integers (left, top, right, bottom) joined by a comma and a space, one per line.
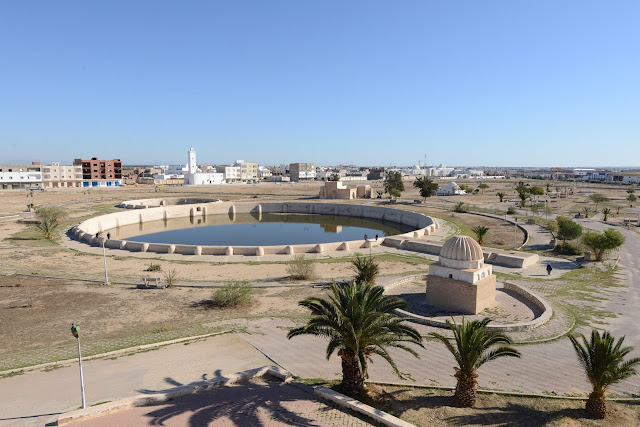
546, 263, 553, 275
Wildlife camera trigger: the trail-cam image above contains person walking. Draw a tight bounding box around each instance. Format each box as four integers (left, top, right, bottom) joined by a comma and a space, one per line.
546, 263, 553, 276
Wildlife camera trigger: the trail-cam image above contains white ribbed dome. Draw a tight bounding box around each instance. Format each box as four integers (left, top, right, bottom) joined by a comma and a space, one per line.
440, 235, 483, 261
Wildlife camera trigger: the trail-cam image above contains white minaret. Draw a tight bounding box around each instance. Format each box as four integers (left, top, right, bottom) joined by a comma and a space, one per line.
187, 147, 197, 174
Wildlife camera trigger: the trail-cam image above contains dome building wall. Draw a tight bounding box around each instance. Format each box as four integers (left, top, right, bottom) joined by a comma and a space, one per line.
426, 235, 496, 315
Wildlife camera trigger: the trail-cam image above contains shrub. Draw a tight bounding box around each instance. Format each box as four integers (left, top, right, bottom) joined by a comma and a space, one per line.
145, 263, 162, 272
209, 281, 252, 308
506, 207, 517, 215
553, 243, 582, 255
286, 254, 316, 280
453, 202, 468, 213
352, 256, 380, 284
163, 269, 179, 287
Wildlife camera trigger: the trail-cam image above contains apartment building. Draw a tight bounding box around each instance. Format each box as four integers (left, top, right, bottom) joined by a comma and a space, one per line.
73, 157, 123, 187
215, 165, 241, 183
0, 163, 43, 189
234, 160, 258, 182
42, 162, 83, 188
289, 163, 316, 182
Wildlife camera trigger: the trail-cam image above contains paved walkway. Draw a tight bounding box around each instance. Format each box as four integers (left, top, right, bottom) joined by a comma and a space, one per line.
70, 377, 373, 427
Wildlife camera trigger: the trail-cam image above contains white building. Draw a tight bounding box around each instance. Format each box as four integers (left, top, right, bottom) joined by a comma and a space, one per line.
436, 182, 467, 196
0, 164, 43, 189
216, 165, 241, 183
171, 148, 225, 185
257, 166, 272, 179
429, 164, 455, 177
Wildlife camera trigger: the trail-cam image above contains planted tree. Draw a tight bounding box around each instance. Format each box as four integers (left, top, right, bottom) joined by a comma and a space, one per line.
34, 206, 66, 240
588, 194, 609, 211
517, 191, 529, 208
581, 228, 625, 262
529, 186, 544, 201
413, 176, 439, 201
352, 256, 380, 284
570, 330, 640, 419
602, 207, 611, 222
478, 183, 489, 193
627, 194, 637, 206
471, 226, 489, 244
384, 171, 405, 195
288, 281, 423, 396
389, 188, 402, 199
497, 192, 506, 202
430, 318, 520, 407
626, 188, 635, 194
556, 216, 583, 252
582, 207, 591, 218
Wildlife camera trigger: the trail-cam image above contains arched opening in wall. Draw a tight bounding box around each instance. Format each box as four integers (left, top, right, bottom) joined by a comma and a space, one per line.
449, 274, 453, 279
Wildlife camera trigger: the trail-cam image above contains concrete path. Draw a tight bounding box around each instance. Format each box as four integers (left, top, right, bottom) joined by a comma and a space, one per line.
69, 377, 374, 427
0, 335, 271, 427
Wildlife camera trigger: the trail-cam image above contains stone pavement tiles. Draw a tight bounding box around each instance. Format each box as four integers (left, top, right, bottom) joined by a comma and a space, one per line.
71, 376, 374, 426
242, 317, 640, 397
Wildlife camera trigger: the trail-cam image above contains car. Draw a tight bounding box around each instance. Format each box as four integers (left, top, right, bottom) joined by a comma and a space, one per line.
28, 185, 44, 191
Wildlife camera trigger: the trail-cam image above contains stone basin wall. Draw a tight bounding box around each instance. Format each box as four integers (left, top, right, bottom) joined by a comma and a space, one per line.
71, 201, 439, 256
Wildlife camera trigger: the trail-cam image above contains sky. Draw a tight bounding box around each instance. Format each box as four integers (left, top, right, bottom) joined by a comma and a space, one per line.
1, 1, 639, 167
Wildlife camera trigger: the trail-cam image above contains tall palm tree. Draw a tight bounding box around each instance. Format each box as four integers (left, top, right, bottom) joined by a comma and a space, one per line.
471, 226, 489, 245
570, 330, 640, 419
430, 318, 520, 407
288, 281, 423, 396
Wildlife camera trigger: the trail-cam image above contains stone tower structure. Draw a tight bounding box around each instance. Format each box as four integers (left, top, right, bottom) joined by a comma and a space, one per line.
426, 235, 496, 315
187, 147, 197, 175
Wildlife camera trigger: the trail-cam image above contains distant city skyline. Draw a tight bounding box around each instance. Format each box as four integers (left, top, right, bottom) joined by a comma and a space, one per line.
1, 1, 639, 167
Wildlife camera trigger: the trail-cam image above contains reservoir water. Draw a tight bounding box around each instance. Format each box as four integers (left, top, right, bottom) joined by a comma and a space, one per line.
114, 213, 414, 246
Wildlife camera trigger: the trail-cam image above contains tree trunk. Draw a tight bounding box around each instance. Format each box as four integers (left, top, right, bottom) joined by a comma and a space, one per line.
586, 391, 607, 419
454, 368, 478, 407
339, 348, 366, 396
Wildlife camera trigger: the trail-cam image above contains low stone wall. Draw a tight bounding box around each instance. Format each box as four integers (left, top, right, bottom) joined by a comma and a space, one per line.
385, 275, 552, 331
72, 201, 439, 257
119, 197, 219, 209
384, 237, 539, 269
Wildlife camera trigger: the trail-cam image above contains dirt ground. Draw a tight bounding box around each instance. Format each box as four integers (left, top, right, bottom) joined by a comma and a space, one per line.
373, 385, 640, 427
0, 274, 325, 367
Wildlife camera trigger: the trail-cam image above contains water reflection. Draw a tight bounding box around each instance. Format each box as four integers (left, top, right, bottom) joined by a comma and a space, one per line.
113, 213, 414, 246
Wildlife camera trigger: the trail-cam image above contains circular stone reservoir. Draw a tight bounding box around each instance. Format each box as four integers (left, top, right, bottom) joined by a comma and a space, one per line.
72, 201, 440, 256
112, 213, 416, 246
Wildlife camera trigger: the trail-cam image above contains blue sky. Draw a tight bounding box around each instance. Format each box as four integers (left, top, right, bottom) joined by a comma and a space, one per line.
1, 1, 638, 167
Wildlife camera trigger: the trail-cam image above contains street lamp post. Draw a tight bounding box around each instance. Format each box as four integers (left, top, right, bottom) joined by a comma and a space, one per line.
102, 237, 109, 285
514, 217, 518, 249
71, 323, 86, 409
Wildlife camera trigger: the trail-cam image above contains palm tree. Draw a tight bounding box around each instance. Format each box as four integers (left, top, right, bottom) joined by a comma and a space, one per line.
570, 330, 640, 419
471, 226, 489, 245
601, 207, 611, 222
582, 206, 591, 218
352, 256, 380, 284
288, 281, 423, 396
497, 192, 506, 203
430, 318, 520, 407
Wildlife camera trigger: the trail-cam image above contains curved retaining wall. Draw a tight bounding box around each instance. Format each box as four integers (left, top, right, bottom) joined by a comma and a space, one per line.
385, 275, 552, 331
119, 197, 219, 209
72, 201, 439, 257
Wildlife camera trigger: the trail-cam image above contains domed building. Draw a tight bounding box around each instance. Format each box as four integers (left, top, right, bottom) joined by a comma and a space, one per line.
426, 235, 496, 314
